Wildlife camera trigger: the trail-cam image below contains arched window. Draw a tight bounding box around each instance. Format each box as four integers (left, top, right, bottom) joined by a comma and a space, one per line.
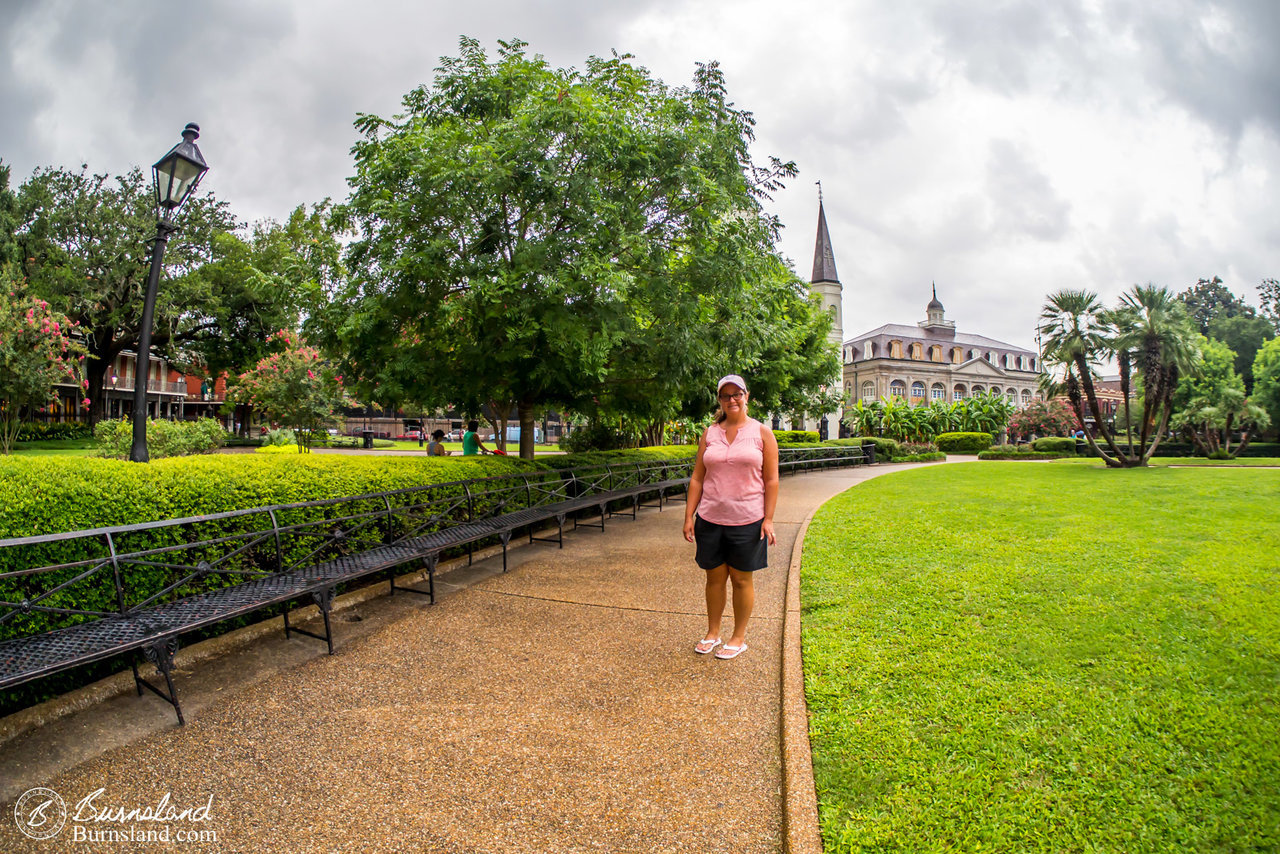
1021, 389, 1032, 404
890, 340, 903, 359
990, 386, 1002, 396
972, 384, 986, 395
931, 383, 946, 400
861, 381, 875, 402
889, 380, 907, 398
910, 381, 926, 400
930, 345, 943, 362
1006, 389, 1017, 403
953, 384, 967, 400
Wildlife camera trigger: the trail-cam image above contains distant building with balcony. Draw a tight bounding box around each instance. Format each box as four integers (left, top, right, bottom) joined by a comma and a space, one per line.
842, 288, 1044, 409
44, 350, 228, 426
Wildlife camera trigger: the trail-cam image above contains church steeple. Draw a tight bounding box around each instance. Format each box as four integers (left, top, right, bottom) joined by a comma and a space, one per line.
811, 195, 840, 285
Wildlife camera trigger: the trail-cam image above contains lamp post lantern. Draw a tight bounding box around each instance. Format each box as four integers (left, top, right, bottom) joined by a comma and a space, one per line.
130, 123, 209, 462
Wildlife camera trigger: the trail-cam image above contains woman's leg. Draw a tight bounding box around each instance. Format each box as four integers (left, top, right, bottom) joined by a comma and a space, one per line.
725, 566, 755, 648
704, 563, 729, 641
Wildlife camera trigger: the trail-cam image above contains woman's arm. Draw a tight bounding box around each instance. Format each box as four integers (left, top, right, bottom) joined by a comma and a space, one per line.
760, 426, 779, 545
683, 431, 709, 543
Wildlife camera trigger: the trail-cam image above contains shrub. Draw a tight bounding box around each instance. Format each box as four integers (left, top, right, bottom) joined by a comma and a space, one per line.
935, 432, 994, 453
263, 427, 296, 447
16, 421, 93, 442
773, 430, 820, 443
896, 451, 947, 462
1031, 436, 1077, 454
94, 418, 228, 459
979, 447, 1071, 460
898, 441, 939, 456
559, 422, 636, 452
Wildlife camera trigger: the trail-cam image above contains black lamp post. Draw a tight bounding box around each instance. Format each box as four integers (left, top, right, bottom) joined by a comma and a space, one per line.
130, 123, 209, 462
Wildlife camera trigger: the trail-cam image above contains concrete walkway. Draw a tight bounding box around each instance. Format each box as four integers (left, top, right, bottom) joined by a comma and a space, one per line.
1, 462, 949, 853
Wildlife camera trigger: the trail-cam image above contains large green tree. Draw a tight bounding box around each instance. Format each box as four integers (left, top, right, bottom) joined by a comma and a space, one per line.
15, 166, 234, 422
1177, 276, 1253, 335
1252, 337, 1280, 437
0, 164, 18, 267
14, 166, 326, 425
0, 269, 88, 453
317, 38, 830, 459
1172, 336, 1269, 457
1206, 313, 1274, 393
1257, 278, 1279, 335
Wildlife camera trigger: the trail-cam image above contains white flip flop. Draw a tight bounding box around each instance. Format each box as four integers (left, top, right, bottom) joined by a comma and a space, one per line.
694, 638, 723, 655
714, 643, 748, 660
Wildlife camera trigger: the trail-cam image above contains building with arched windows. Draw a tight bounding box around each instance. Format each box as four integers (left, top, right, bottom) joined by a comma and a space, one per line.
842, 287, 1044, 409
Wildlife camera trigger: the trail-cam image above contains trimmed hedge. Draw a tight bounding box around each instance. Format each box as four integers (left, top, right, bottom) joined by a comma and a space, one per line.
1032, 437, 1077, 454
95, 417, 227, 459
896, 452, 947, 462
979, 447, 1072, 460
935, 432, 994, 453
773, 430, 820, 443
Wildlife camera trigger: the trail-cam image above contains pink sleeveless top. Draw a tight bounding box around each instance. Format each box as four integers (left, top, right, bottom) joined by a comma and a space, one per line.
697, 418, 766, 526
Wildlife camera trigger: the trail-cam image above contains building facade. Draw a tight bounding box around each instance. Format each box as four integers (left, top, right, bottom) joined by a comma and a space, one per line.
842, 288, 1044, 409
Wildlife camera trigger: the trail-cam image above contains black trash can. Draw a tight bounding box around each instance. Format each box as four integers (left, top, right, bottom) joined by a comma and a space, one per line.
362, 430, 374, 450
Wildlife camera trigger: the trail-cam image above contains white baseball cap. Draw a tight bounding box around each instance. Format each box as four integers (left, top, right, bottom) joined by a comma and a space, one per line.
716, 374, 748, 394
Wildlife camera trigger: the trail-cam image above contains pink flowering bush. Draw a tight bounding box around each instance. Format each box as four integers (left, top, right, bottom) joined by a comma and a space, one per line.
1007, 397, 1079, 441
227, 331, 350, 452
0, 273, 87, 454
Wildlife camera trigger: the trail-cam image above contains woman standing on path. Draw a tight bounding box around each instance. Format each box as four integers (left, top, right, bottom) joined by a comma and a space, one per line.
682, 375, 779, 660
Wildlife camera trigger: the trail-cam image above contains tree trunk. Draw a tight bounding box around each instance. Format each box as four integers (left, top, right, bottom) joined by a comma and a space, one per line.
517, 399, 536, 460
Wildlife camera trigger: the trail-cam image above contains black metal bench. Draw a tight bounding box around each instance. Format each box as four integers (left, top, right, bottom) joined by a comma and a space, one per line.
0, 447, 870, 724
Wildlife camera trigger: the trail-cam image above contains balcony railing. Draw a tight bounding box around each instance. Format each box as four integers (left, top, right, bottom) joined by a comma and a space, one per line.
54, 378, 191, 395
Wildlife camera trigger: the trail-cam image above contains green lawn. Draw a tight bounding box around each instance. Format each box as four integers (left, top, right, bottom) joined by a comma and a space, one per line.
8, 439, 97, 456
802, 461, 1280, 852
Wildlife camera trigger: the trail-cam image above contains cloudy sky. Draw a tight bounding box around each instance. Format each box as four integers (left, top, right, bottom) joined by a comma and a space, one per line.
2, 0, 1276, 352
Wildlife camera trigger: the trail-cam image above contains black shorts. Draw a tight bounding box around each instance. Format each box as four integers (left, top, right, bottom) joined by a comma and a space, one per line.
693, 516, 768, 572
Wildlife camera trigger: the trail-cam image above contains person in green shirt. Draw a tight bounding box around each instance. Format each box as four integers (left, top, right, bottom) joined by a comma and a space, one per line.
462, 420, 492, 456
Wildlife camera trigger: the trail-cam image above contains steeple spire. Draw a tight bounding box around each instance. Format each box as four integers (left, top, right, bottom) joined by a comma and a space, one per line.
811, 194, 839, 284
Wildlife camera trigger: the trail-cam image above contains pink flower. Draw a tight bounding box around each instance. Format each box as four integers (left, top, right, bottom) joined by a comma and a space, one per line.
307, 370, 316, 380
82, 379, 89, 389
83, 398, 91, 407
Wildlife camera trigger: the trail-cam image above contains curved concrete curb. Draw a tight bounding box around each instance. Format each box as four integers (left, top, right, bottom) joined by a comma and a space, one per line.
780, 503, 825, 854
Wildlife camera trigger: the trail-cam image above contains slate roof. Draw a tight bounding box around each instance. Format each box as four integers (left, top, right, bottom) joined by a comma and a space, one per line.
847, 323, 1036, 354
811, 201, 839, 284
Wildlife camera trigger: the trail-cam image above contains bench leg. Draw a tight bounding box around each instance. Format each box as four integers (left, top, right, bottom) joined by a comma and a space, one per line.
285, 587, 336, 654
390, 554, 437, 603
500, 530, 512, 572
137, 638, 184, 726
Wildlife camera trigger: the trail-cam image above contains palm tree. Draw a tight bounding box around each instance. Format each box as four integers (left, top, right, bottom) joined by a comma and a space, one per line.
1039, 289, 1130, 465
1110, 284, 1201, 463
